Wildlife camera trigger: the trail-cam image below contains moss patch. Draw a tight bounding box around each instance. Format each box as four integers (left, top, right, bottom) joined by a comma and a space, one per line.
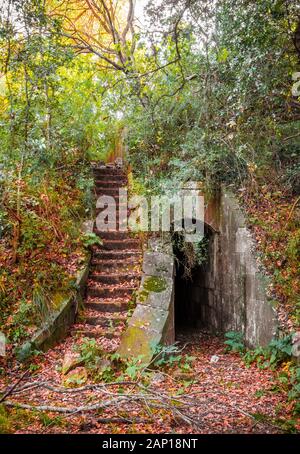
118, 325, 159, 363
143, 276, 167, 293
138, 289, 150, 303
0, 405, 36, 434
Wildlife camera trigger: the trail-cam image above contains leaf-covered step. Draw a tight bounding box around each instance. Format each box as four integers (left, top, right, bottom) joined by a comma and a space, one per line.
85, 298, 130, 312
94, 179, 127, 186
87, 284, 136, 299
91, 259, 141, 273
95, 187, 124, 195
93, 230, 136, 240
83, 314, 127, 327
100, 239, 141, 250
72, 328, 119, 340
92, 250, 142, 260
93, 168, 125, 178
89, 273, 139, 285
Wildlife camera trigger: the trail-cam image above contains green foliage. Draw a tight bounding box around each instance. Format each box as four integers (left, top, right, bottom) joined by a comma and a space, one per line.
287, 366, 300, 415
150, 342, 195, 372
267, 335, 294, 367
123, 355, 147, 380
243, 347, 268, 368
0, 405, 11, 434
127, 0, 299, 197
0, 1, 117, 340
286, 229, 300, 263
224, 331, 245, 353
0, 404, 35, 434
81, 232, 103, 249
234, 334, 295, 369
172, 233, 209, 280
194, 237, 209, 267
38, 413, 64, 428
226, 333, 299, 415
75, 338, 103, 370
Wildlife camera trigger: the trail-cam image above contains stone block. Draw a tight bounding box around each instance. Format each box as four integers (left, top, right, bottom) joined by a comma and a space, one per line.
118, 325, 162, 364
129, 304, 169, 333
142, 252, 174, 278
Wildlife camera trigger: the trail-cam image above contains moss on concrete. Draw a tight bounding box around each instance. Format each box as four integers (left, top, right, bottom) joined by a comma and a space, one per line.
143, 276, 167, 293
138, 289, 150, 303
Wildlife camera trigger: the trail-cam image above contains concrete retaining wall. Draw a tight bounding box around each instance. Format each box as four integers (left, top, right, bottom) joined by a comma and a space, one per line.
118, 237, 175, 364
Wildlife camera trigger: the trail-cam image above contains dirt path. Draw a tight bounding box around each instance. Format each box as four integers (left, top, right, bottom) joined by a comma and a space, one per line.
0, 331, 294, 434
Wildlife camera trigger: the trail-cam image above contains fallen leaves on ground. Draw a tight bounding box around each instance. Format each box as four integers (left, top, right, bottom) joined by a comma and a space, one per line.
0, 331, 297, 434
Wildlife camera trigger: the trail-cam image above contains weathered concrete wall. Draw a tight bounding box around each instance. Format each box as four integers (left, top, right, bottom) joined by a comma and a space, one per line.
118, 237, 175, 364
185, 227, 221, 332
190, 189, 278, 347
219, 191, 277, 347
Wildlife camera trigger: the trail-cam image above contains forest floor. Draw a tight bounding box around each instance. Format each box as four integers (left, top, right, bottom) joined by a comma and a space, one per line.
0, 331, 297, 434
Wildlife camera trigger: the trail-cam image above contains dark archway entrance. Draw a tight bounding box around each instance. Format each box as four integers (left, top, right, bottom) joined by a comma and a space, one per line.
173, 225, 217, 337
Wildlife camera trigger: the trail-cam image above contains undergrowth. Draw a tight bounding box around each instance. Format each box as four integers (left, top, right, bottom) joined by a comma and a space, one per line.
224, 331, 300, 418
74, 338, 196, 385
0, 163, 92, 345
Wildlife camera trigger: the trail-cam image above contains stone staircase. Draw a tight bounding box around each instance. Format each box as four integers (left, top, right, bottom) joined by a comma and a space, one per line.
72, 164, 142, 351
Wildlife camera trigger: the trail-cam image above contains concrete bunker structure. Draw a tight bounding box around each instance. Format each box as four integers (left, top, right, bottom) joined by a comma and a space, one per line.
118, 188, 278, 364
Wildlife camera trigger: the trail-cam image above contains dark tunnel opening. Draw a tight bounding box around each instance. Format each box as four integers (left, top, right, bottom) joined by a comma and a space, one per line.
173, 225, 216, 337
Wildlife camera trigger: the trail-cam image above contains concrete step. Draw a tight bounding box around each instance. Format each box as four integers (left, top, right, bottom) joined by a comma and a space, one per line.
72, 328, 119, 340
85, 298, 130, 312
100, 239, 140, 251
95, 223, 128, 232
93, 169, 125, 178
87, 285, 136, 299
84, 314, 127, 327
89, 273, 139, 285
94, 221, 131, 232
92, 250, 142, 260
94, 178, 126, 186
94, 230, 137, 240
95, 187, 126, 195
95, 179, 127, 187
94, 192, 126, 200
91, 260, 141, 273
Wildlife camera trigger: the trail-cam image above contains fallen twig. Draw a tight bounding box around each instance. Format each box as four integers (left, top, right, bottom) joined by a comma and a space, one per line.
0, 370, 29, 404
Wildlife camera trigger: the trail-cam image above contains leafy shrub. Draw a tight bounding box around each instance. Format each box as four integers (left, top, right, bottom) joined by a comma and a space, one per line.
226, 333, 299, 415
0, 405, 11, 434
238, 334, 294, 369
172, 233, 209, 279
287, 366, 300, 415
267, 335, 294, 367
224, 331, 245, 353
81, 232, 103, 249
151, 342, 196, 372
75, 338, 102, 370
